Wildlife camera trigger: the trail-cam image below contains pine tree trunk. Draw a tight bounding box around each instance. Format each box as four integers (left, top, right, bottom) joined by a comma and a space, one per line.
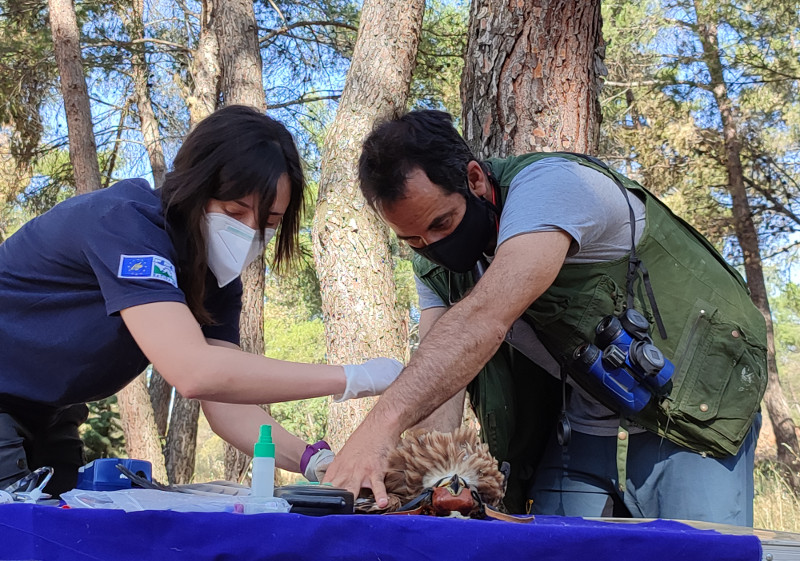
216, 0, 264, 110
160, 0, 221, 485
148, 373, 171, 436
118, 374, 169, 480
461, 0, 604, 159
144, 0, 222, 478
311, 0, 423, 450
129, 0, 166, 189
695, 2, 800, 491
104, 0, 174, 483
215, 0, 266, 480
165, 396, 201, 484
187, 0, 220, 128
48, 0, 171, 480
117, 374, 169, 483
47, 0, 102, 194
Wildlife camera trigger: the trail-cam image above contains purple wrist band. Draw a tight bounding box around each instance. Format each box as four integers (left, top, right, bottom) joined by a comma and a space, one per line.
300, 440, 331, 473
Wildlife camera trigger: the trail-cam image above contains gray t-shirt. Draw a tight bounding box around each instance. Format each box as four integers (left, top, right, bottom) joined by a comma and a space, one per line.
415, 157, 647, 436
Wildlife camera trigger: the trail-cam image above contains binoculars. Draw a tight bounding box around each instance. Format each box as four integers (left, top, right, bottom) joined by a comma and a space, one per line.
572, 309, 674, 414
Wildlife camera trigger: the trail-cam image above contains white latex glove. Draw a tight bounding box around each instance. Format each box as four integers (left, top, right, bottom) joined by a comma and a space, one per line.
304, 448, 335, 483
336, 358, 404, 402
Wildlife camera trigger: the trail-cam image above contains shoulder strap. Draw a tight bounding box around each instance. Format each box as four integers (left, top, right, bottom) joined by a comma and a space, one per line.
548, 152, 668, 340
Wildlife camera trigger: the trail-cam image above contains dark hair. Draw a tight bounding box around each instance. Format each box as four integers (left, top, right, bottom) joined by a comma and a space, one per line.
358, 110, 476, 210
160, 104, 305, 324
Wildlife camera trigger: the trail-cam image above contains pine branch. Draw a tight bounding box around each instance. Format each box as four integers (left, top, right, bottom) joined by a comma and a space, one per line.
84, 38, 191, 54
259, 21, 358, 45
743, 176, 800, 227
266, 94, 340, 110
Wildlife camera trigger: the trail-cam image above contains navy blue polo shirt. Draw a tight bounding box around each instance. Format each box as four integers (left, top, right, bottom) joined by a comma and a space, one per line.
0, 179, 242, 410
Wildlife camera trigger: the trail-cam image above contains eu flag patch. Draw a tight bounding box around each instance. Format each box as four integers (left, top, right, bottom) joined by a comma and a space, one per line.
118, 255, 178, 288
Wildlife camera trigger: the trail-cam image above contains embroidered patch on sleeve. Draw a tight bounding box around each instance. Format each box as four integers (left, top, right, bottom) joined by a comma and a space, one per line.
117, 255, 178, 288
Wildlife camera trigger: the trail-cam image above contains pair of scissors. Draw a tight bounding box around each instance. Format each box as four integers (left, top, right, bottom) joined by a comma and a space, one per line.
1, 466, 54, 503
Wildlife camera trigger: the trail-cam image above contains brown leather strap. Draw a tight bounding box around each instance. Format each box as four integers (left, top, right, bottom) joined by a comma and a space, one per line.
383, 506, 427, 516
484, 507, 535, 524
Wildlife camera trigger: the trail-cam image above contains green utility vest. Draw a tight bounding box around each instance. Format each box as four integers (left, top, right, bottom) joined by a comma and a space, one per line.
414, 153, 768, 512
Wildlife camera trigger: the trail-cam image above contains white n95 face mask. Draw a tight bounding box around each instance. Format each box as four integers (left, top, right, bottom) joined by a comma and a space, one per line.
205, 213, 276, 287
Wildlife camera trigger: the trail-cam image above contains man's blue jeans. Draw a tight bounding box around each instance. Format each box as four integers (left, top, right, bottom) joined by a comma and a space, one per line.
530, 414, 761, 526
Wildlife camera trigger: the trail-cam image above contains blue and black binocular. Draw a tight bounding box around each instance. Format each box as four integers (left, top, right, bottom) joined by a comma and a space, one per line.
572, 309, 674, 414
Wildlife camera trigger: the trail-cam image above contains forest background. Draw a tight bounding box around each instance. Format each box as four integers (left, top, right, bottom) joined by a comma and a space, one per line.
1, 0, 799, 530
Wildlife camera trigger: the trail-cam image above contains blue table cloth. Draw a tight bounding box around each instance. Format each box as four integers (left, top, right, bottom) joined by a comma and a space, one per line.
0, 504, 762, 560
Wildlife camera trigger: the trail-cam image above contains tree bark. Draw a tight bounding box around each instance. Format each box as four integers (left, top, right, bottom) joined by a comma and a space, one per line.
311, 0, 424, 450
117, 374, 169, 483
148, 373, 171, 436
216, 0, 265, 110
215, 0, 266, 480
165, 395, 201, 484
48, 0, 171, 480
461, 0, 604, 159
103, 98, 131, 188
694, 1, 800, 490
47, 0, 102, 194
159, 0, 222, 485
187, 0, 220, 128
128, 0, 166, 189
102, 0, 175, 484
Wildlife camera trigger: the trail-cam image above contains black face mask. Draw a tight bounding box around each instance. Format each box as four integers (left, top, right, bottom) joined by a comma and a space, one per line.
412, 191, 498, 273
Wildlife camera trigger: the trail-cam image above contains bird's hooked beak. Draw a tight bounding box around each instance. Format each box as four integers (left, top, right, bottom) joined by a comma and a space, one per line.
436, 474, 470, 496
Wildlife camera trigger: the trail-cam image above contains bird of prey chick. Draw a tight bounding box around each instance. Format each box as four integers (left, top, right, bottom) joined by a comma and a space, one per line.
355, 426, 506, 518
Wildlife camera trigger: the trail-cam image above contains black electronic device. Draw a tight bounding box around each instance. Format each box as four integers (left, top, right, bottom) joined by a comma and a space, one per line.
274, 484, 354, 516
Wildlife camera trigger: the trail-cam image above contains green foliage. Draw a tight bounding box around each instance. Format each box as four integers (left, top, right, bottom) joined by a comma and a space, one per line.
269, 396, 329, 444
263, 188, 329, 443
264, 295, 329, 443
264, 314, 326, 363
0, 0, 53, 165
754, 459, 800, 532
772, 280, 800, 378
600, 0, 800, 261
393, 258, 418, 315
409, 0, 468, 115
22, 148, 76, 213
80, 395, 127, 462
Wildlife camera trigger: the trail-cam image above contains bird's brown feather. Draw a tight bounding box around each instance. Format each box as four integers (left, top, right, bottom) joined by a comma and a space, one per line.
357, 426, 504, 513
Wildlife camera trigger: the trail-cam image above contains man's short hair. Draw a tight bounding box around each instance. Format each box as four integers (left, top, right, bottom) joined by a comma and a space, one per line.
358, 110, 476, 210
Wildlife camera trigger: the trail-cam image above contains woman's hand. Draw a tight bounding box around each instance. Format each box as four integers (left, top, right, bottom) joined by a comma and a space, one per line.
336, 358, 405, 401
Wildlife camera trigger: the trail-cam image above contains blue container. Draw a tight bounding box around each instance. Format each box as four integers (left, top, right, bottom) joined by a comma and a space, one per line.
76, 459, 152, 491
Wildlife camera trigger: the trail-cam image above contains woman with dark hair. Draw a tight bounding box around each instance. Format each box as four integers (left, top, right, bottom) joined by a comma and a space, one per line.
0, 105, 402, 496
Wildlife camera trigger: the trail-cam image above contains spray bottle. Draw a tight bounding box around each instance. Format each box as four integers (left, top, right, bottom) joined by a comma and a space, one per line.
251, 424, 275, 497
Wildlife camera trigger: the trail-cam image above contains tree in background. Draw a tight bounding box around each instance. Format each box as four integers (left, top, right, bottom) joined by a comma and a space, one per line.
213, 0, 269, 482
458, 0, 602, 510
111, 0, 175, 483
410, 0, 469, 114
6, 0, 799, 501
161, 0, 223, 485
461, 0, 604, 158
47, 0, 171, 482
0, 0, 51, 233
600, 0, 800, 489
47, 0, 101, 194
81, 396, 127, 462
693, 0, 800, 490
264, 215, 329, 448
772, 280, 800, 391
311, 0, 425, 449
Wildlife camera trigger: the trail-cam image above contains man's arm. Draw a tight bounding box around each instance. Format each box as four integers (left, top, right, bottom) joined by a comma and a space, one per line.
411, 307, 464, 433
323, 230, 571, 505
